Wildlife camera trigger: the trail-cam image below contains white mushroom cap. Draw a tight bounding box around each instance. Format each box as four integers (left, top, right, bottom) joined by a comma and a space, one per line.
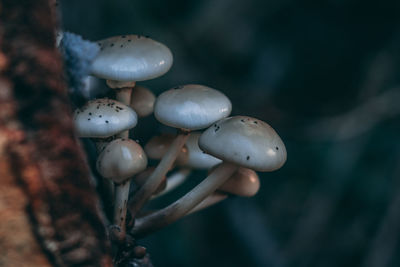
218, 167, 260, 197
74, 98, 138, 138
199, 116, 287, 172
154, 84, 232, 130
130, 85, 156, 117
144, 134, 188, 165
91, 35, 173, 82
185, 132, 222, 169
96, 138, 147, 184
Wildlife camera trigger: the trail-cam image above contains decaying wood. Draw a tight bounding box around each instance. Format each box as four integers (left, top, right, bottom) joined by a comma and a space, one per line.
0, 0, 112, 266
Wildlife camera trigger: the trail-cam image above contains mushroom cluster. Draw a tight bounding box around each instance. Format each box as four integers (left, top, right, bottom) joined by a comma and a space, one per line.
73, 34, 287, 255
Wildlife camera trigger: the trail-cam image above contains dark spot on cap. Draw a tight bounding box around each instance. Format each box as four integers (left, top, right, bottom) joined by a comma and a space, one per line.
246, 156, 250, 160
89, 112, 92, 115
120, 45, 123, 48
110, 43, 114, 47
241, 119, 245, 122
276, 147, 279, 150
105, 120, 109, 123
254, 121, 258, 124
99, 115, 102, 118
128, 39, 132, 42
122, 35, 126, 38
88, 118, 91, 121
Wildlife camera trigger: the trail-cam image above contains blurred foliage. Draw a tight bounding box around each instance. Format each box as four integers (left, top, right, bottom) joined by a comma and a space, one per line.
61, 0, 400, 266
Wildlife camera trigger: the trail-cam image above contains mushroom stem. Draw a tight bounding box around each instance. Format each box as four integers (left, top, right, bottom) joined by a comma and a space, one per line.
114, 180, 131, 234
131, 162, 238, 237
151, 168, 192, 199
94, 139, 115, 218
128, 132, 190, 220
115, 87, 133, 139
187, 192, 227, 215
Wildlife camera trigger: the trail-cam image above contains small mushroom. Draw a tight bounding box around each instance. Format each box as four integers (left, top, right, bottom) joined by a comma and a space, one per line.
97, 138, 147, 236
199, 116, 287, 171
131, 116, 286, 237
91, 35, 173, 83
74, 98, 137, 139
128, 84, 231, 220
154, 84, 232, 131
130, 85, 156, 118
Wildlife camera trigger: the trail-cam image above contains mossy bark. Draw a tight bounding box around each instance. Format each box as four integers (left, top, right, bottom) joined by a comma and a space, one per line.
0, 0, 112, 266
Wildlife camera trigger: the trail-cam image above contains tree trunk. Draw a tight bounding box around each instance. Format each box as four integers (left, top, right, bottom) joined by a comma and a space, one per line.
0, 0, 112, 266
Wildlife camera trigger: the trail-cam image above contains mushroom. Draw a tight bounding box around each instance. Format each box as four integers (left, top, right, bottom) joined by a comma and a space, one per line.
130, 85, 156, 118
91, 34, 173, 137
97, 138, 147, 236
128, 84, 232, 220
74, 98, 137, 140
131, 116, 286, 237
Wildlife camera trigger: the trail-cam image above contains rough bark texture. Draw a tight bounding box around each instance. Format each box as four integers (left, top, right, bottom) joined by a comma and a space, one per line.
0, 0, 112, 266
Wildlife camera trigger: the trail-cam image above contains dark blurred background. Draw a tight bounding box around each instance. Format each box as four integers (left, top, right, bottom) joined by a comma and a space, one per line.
61, 1, 400, 266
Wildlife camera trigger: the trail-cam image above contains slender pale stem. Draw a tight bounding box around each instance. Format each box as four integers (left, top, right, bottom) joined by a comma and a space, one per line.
115, 87, 133, 139
187, 192, 228, 215
128, 132, 190, 220
94, 139, 114, 217
114, 180, 131, 235
131, 162, 238, 237
151, 168, 192, 199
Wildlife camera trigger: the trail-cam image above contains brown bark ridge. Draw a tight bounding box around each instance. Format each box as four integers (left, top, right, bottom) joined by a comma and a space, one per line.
0, 0, 112, 266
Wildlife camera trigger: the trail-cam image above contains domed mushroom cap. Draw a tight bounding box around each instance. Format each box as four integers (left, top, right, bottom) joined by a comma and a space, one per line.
130, 85, 156, 117
91, 35, 173, 82
199, 116, 287, 172
144, 134, 188, 165
74, 98, 137, 138
96, 138, 147, 184
154, 84, 232, 130
185, 132, 222, 169
218, 167, 260, 197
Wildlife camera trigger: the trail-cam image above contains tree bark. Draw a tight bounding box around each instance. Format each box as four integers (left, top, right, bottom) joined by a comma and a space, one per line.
0, 0, 112, 266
